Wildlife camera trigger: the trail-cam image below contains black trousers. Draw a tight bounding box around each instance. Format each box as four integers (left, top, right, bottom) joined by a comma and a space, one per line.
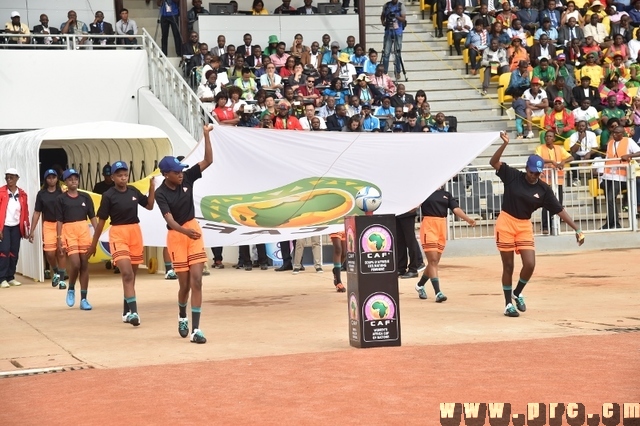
436, 10, 453, 34
239, 244, 267, 265
396, 216, 423, 273
603, 180, 627, 228
0, 225, 21, 282
160, 15, 181, 56
211, 247, 223, 262
279, 240, 293, 265
541, 185, 563, 232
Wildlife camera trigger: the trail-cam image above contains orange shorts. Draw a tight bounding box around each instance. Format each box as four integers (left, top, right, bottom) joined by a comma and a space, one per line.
330, 231, 345, 240
495, 211, 535, 254
61, 221, 91, 256
420, 216, 446, 253
43, 221, 57, 252
109, 224, 144, 266
167, 219, 207, 273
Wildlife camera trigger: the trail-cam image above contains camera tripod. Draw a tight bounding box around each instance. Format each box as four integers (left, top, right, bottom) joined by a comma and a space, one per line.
382, 26, 407, 82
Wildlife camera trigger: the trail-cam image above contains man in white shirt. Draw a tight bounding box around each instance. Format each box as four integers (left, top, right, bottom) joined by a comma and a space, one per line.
302, 42, 322, 69
629, 30, 640, 63
334, 52, 357, 85
211, 35, 226, 57
32, 14, 61, 45
447, 5, 472, 55
299, 104, 327, 130
583, 14, 608, 45
600, 126, 640, 229
571, 99, 600, 134
523, 77, 549, 138
115, 8, 138, 46
565, 121, 599, 182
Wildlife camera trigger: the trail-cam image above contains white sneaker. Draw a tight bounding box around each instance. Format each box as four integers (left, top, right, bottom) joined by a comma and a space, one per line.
8, 279, 21, 286
0, 280, 9, 288
526, 131, 534, 139
165, 269, 178, 280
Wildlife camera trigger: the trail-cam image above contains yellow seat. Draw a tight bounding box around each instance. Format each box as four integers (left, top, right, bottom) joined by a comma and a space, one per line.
628, 86, 638, 99
447, 30, 465, 55
589, 178, 605, 197
634, 27, 639, 39
463, 48, 469, 74
421, 0, 432, 19
478, 67, 501, 83
497, 72, 512, 115
526, 36, 533, 47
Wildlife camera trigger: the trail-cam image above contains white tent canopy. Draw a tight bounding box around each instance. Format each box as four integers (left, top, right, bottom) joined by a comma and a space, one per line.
0, 122, 174, 282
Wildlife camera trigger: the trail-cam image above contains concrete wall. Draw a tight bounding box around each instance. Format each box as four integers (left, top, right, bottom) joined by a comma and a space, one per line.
137, 88, 198, 157
0, 50, 148, 131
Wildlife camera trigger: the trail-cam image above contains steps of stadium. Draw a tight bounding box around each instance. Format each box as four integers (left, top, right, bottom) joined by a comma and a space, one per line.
124, 0, 179, 57
364, 0, 542, 157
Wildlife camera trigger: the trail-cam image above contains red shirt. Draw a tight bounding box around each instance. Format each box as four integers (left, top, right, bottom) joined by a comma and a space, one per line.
274, 115, 303, 130
0, 185, 30, 237
214, 106, 236, 121
279, 67, 294, 78
297, 86, 321, 97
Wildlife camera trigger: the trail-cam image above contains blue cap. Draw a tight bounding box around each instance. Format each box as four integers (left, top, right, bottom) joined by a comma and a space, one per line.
362, 103, 371, 109
526, 155, 544, 173
43, 169, 57, 180
102, 164, 112, 176
111, 161, 128, 173
62, 169, 79, 180
159, 156, 188, 173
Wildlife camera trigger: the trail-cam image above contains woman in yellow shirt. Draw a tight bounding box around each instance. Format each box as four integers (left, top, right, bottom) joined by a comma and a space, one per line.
252, 0, 269, 15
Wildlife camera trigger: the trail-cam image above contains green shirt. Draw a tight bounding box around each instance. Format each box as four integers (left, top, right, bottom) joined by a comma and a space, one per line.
533, 66, 556, 84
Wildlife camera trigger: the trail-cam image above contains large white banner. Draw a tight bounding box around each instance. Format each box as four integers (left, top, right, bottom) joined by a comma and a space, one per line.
134, 126, 499, 247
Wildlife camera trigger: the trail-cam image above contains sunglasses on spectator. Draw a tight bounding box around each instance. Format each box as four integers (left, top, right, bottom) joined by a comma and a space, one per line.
307, 79, 315, 83
554, 101, 563, 104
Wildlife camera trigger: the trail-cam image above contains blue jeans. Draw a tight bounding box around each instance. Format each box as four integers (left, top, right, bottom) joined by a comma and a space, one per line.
382, 32, 403, 75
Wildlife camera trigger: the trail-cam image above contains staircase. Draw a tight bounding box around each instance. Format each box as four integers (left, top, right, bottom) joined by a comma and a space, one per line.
364, 0, 540, 166
124, 0, 181, 58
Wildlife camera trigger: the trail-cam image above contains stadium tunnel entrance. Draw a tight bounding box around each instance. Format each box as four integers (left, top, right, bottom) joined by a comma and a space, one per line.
0, 122, 174, 282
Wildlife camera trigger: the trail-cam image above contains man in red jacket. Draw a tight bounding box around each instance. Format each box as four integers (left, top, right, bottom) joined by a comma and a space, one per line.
273, 102, 303, 130
0, 168, 30, 288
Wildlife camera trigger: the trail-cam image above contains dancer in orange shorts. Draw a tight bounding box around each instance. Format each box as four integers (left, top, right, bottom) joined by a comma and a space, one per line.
56, 169, 97, 310
88, 161, 155, 327
490, 132, 585, 317
330, 232, 346, 292
415, 187, 476, 302
29, 169, 66, 289
155, 124, 213, 344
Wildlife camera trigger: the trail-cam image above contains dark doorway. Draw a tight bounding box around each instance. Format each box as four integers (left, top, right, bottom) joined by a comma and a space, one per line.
39, 148, 67, 185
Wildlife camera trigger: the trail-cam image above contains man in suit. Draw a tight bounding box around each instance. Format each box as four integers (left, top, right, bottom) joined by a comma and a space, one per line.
245, 45, 263, 68
33, 14, 61, 45
211, 35, 227, 57
236, 33, 254, 57
571, 75, 602, 111
89, 11, 115, 46
298, 0, 319, 14
546, 76, 574, 108
437, 0, 463, 38
557, 17, 584, 49
390, 84, 415, 108
539, 0, 561, 30
301, 41, 322, 69
326, 105, 349, 131
529, 33, 557, 66
181, 31, 201, 59
220, 44, 236, 70
610, 15, 634, 44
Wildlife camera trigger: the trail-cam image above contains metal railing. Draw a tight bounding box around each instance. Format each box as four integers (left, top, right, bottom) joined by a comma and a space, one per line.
1, 32, 217, 141
443, 160, 638, 240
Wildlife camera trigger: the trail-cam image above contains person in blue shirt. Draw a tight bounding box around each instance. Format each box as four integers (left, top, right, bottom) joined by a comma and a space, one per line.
323, 78, 349, 105
506, 60, 531, 97
363, 48, 378, 74
380, 0, 407, 80
322, 41, 340, 65
361, 104, 381, 131
157, 0, 181, 56
429, 113, 450, 132
350, 44, 367, 75
374, 95, 394, 116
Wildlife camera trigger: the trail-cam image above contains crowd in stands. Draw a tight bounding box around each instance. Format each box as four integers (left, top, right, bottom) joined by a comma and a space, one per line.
445, 0, 640, 144
187, 27, 457, 132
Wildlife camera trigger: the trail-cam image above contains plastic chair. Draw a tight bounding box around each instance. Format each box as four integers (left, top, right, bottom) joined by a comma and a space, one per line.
421, 0, 432, 19
497, 72, 512, 115
447, 30, 465, 55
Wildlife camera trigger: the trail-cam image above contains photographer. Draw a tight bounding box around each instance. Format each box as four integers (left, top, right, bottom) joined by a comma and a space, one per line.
237, 105, 260, 127
380, 0, 407, 81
